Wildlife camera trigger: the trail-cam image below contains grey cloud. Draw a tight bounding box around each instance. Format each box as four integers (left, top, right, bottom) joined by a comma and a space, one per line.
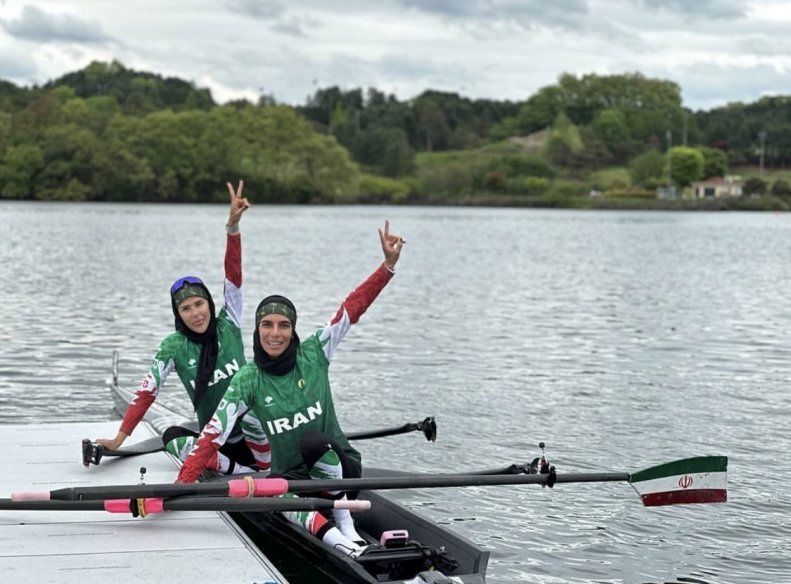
224, 0, 314, 37
270, 19, 308, 37
397, 0, 590, 30
0, 5, 111, 43
737, 34, 791, 57
658, 62, 790, 110
0, 49, 37, 83
177, 41, 478, 103
635, 0, 746, 20
224, 0, 285, 19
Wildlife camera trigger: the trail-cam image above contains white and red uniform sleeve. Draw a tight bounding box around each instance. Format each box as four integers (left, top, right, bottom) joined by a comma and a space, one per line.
223, 233, 243, 328
318, 263, 394, 362
120, 356, 175, 436
177, 390, 249, 483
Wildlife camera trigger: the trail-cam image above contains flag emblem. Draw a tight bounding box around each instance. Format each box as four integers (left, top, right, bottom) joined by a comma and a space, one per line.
630, 456, 727, 507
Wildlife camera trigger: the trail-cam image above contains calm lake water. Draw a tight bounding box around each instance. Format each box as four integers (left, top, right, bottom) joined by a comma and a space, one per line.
1, 201, 789, 584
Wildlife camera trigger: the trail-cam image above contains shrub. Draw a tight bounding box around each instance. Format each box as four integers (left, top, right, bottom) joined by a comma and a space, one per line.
522, 176, 550, 195
771, 178, 791, 197
355, 173, 411, 203
483, 170, 508, 192
416, 161, 474, 198
604, 188, 655, 199
744, 177, 768, 196
491, 154, 555, 178
629, 150, 665, 186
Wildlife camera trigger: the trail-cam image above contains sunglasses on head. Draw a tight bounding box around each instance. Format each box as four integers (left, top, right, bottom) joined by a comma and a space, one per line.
170, 276, 203, 294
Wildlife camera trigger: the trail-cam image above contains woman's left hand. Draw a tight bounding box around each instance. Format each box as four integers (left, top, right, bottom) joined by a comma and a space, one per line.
378, 220, 404, 270
227, 179, 250, 228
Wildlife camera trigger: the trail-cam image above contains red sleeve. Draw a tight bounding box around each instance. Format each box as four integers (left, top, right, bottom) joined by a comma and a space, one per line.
225, 233, 242, 288
330, 263, 394, 325
119, 393, 155, 436
119, 374, 158, 436
176, 429, 222, 483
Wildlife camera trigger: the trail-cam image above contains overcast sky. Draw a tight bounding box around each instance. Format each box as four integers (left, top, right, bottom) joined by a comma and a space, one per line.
0, 0, 789, 111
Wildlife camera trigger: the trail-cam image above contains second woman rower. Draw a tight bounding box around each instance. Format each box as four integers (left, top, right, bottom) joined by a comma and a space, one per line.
96, 181, 269, 476
176, 221, 405, 557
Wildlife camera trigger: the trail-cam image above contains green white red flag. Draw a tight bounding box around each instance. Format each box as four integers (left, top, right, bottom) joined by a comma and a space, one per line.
629, 456, 727, 507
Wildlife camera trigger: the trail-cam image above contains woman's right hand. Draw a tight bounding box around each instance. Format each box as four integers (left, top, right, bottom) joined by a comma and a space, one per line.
95, 432, 127, 452
227, 179, 250, 229
378, 220, 405, 270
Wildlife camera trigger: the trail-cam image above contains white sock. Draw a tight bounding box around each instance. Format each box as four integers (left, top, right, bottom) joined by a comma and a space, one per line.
332, 503, 365, 544
321, 526, 365, 557
217, 454, 255, 475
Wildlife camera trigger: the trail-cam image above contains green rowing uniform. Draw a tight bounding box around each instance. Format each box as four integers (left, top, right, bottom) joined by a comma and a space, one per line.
120, 234, 246, 434
177, 263, 394, 483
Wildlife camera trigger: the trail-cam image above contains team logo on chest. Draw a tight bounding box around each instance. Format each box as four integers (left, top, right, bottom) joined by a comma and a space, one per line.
266, 400, 322, 435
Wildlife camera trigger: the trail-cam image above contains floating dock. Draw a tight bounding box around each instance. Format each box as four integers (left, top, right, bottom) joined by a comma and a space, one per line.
0, 421, 286, 584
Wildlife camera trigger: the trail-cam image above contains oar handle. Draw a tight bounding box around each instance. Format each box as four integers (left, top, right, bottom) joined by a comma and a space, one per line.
13, 482, 226, 502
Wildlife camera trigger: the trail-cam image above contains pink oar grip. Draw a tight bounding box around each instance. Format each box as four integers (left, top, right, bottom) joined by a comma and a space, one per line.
144, 498, 164, 514
104, 499, 132, 513
104, 498, 164, 514
227, 479, 253, 498
253, 478, 289, 497
11, 491, 50, 502
336, 500, 371, 512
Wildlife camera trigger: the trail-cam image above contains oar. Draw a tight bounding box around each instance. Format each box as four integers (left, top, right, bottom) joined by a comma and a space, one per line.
347, 416, 437, 442
14, 456, 727, 507
83, 417, 437, 466
0, 496, 370, 515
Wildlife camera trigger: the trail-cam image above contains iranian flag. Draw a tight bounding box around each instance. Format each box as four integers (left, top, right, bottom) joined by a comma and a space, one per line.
629, 456, 728, 507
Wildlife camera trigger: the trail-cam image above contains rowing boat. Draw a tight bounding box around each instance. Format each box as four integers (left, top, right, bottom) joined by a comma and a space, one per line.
105, 355, 489, 584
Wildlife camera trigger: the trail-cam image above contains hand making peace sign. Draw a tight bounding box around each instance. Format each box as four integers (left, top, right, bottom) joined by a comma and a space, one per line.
226, 179, 250, 229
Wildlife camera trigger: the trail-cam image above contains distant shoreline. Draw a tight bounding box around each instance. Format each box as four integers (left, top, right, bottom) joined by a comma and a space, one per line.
2, 195, 788, 211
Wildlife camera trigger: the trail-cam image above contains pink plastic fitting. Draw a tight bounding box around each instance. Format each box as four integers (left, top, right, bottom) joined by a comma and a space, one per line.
253, 478, 289, 496
11, 491, 51, 502
104, 499, 132, 513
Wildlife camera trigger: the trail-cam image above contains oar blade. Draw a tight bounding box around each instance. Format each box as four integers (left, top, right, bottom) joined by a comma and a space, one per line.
629, 456, 728, 507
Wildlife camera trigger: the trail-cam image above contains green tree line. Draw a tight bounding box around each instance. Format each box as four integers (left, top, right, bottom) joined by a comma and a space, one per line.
0, 61, 789, 204
0, 63, 358, 202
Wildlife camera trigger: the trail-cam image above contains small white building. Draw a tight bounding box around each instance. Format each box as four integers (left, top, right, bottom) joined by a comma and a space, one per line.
692, 176, 743, 199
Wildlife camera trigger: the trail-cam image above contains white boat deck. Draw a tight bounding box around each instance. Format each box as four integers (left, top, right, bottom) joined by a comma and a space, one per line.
0, 421, 286, 584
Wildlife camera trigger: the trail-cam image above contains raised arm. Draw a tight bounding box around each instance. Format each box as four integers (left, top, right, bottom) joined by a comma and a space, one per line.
318, 220, 404, 362
223, 180, 249, 328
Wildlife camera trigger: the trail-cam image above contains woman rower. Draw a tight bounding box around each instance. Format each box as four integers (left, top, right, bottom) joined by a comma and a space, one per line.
176, 220, 404, 556
96, 181, 268, 476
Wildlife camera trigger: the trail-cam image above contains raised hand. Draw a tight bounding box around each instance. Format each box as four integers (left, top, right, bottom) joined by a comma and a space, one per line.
378, 220, 405, 270
226, 179, 250, 229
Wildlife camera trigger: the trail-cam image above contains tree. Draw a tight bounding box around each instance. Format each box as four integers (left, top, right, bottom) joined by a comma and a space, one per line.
590, 109, 631, 161
543, 112, 584, 167
414, 97, 449, 152
743, 177, 767, 196
668, 146, 704, 187
0, 143, 44, 199
771, 178, 791, 198
629, 150, 665, 186
698, 146, 728, 179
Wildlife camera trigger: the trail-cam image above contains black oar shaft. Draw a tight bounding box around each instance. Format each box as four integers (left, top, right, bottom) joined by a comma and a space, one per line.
0, 497, 360, 513
19, 471, 630, 503
276, 472, 631, 494
48, 483, 226, 501
347, 423, 415, 440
